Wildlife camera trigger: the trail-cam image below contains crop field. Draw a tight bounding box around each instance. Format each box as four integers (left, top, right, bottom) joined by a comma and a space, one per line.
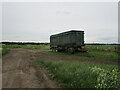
2, 44, 120, 88
2, 44, 119, 61
49, 45, 119, 62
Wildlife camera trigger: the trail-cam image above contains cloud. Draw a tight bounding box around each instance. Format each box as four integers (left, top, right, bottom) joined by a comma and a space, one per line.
99, 37, 113, 40
98, 37, 118, 43
2, 2, 118, 43
56, 11, 70, 15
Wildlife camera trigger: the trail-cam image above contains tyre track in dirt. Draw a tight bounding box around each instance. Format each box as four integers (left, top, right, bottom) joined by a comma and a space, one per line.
2, 48, 118, 88
2, 48, 59, 88
31, 50, 119, 66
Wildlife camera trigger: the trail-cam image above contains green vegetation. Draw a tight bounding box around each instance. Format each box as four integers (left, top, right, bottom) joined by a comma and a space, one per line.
90, 66, 120, 88
85, 45, 117, 52
2, 44, 119, 88
2, 44, 119, 62
35, 59, 120, 88
2, 44, 50, 56
2, 48, 10, 56
49, 45, 119, 62
0, 44, 2, 58
84, 45, 119, 61
75, 51, 118, 62
2, 44, 50, 50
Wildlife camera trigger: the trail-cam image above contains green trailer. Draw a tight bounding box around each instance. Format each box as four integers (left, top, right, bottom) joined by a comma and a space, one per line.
50, 30, 85, 53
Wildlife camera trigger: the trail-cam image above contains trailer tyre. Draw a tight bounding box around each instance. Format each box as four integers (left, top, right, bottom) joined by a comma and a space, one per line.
55, 49, 58, 52
67, 47, 75, 54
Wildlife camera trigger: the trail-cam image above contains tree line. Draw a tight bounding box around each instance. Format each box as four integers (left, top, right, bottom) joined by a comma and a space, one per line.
0, 42, 119, 45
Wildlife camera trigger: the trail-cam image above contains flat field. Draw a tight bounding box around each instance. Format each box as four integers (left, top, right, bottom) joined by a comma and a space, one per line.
1, 44, 120, 88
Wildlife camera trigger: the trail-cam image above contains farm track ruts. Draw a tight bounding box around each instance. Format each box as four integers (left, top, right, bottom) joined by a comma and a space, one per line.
2, 48, 59, 88
31, 50, 119, 66
2, 48, 118, 88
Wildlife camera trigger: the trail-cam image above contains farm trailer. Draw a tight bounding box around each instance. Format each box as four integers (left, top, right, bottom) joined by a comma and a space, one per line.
50, 30, 86, 54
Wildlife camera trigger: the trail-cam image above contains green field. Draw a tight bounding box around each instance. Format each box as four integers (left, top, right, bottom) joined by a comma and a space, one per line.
36, 60, 120, 88
2, 44, 50, 56
0, 44, 2, 58
2, 44, 119, 62
2, 44, 120, 88
49, 45, 119, 62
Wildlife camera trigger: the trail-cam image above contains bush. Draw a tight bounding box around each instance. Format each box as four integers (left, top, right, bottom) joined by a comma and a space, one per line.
90, 66, 120, 88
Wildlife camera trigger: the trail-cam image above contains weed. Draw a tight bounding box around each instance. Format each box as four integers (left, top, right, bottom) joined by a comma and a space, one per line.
35, 60, 119, 88
90, 66, 120, 88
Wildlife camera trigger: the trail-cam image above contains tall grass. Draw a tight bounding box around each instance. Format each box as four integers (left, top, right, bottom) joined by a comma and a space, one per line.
79, 45, 119, 61
2, 48, 10, 56
35, 60, 120, 88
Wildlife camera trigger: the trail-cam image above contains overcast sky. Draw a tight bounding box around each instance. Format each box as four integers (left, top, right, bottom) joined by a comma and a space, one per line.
2, 2, 118, 43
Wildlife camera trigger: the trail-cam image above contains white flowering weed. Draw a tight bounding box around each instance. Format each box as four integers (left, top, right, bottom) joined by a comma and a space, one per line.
90, 66, 120, 88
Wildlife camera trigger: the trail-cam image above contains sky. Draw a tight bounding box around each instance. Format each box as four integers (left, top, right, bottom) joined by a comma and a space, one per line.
1, 1, 118, 43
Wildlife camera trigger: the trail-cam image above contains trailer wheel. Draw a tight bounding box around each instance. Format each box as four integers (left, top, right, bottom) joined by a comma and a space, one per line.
55, 49, 58, 52
67, 47, 75, 54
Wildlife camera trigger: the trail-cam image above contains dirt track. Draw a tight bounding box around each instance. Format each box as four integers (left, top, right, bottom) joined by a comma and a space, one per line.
2, 48, 118, 88
2, 48, 59, 88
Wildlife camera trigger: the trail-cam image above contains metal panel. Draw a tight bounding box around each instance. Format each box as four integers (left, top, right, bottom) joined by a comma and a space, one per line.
50, 30, 84, 47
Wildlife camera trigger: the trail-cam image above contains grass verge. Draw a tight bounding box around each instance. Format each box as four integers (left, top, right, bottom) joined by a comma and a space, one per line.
2, 48, 10, 56
2, 44, 50, 56
2, 44, 119, 62
2, 44, 50, 50
35, 59, 120, 88
48, 51, 118, 62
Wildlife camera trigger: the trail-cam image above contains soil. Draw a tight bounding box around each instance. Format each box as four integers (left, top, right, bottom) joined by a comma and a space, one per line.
2, 48, 119, 88
2, 48, 59, 88
31, 50, 119, 65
